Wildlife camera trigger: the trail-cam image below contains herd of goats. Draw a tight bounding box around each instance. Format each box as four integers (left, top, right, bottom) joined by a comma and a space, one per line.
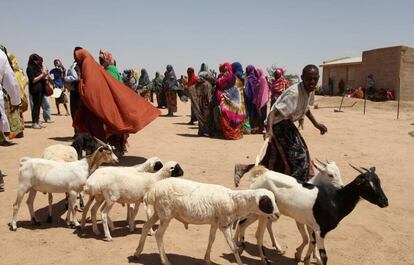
8, 133, 389, 265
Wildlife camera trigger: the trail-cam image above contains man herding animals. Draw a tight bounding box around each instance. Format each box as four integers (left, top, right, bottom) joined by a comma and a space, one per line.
235, 64, 327, 184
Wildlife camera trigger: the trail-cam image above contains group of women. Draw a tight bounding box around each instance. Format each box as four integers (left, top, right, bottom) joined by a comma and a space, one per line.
186, 62, 291, 140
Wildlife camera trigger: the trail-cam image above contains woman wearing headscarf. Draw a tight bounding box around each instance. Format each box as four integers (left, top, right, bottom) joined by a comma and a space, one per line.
255, 68, 270, 133
99, 50, 122, 82
216, 62, 246, 140
137, 68, 151, 101
26, 53, 48, 129
162, 65, 178, 116
0, 47, 21, 145
73, 48, 160, 155
270, 68, 290, 106
232, 62, 250, 134
186, 67, 198, 125
7, 52, 28, 138
152, 72, 164, 108
244, 65, 260, 132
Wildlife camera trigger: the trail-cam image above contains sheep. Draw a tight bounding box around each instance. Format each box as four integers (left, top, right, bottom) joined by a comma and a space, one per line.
9, 144, 118, 231
83, 161, 183, 241
235, 164, 388, 265
133, 178, 280, 265
235, 159, 344, 257
80, 157, 163, 234
42, 144, 78, 162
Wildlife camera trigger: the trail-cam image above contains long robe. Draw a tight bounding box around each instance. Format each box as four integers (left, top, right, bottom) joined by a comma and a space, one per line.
73, 49, 160, 139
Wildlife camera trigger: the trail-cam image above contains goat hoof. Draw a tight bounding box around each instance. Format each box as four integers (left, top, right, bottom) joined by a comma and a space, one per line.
274, 247, 285, 255
103, 237, 113, 242
46, 216, 52, 223
8, 223, 17, 231
304, 256, 311, 265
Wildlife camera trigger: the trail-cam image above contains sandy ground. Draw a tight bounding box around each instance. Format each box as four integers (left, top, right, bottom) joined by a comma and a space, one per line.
0, 95, 413, 265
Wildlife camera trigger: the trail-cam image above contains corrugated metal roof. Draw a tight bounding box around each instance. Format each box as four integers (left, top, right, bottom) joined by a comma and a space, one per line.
321, 56, 362, 66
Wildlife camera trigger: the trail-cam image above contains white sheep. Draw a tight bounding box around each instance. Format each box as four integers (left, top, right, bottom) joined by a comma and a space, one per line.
80, 157, 163, 234
83, 161, 183, 241
10, 145, 118, 231
42, 144, 78, 162
234, 160, 344, 258
236, 165, 388, 265
134, 177, 280, 265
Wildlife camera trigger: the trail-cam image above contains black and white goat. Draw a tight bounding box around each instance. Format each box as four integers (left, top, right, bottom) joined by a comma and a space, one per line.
236, 164, 388, 265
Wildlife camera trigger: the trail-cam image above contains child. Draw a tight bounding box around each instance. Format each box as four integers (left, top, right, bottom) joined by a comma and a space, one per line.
50, 59, 69, 115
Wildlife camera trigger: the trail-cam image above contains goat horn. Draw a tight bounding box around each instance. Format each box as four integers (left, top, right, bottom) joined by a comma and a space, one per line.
93, 137, 107, 147
316, 158, 327, 167
349, 163, 364, 174
360, 166, 371, 172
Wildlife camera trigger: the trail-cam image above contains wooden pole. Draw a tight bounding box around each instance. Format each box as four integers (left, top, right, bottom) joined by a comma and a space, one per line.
397, 77, 400, 120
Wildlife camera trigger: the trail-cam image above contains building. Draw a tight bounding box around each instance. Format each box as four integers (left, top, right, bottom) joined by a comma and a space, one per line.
321, 46, 414, 100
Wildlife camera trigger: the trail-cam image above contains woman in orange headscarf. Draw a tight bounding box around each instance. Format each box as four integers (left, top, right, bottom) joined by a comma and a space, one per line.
73, 48, 160, 155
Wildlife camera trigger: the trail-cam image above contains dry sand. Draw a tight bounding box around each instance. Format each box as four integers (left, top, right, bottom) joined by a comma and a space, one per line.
0, 96, 413, 265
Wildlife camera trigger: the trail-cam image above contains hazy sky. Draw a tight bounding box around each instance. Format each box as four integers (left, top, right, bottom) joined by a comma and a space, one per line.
2, 0, 414, 77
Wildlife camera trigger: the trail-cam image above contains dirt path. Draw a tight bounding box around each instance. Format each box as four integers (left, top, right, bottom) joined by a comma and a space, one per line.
0, 96, 413, 265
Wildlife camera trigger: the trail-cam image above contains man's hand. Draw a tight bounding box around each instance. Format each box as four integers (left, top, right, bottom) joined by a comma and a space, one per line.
315, 122, 328, 135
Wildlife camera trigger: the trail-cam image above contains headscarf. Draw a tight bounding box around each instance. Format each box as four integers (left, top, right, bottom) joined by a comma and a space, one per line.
138, 68, 150, 86
271, 68, 290, 97
99, 50, 114, 67
163, 64, 178, 90
216, 62, 234, 90
8, 53, 29, 111
27, 53, 43, 73
231, 62, 244, 80
245, 65, 258, 100
186, 67, 199, 87
255, 68, 269, 111
199, 63, 209, 74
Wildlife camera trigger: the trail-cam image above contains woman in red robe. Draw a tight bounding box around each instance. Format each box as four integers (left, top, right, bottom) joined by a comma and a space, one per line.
73, 48, 160, 155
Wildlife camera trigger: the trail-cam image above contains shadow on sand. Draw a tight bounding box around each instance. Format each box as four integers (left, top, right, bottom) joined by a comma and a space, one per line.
48, 136, 74, 142
11, 198, 71, 230
128, 253, 220, 265
222, 241, 296, 265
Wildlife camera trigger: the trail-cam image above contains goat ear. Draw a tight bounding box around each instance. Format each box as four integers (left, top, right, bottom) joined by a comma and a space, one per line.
258, 195, 274, 214
370, 167, 376, 173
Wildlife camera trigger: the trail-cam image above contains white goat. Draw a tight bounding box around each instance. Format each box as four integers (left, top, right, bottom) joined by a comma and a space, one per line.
80, 157, 163, 234
134, 178, 280, 265
42, 144, 83, 217
10, 145, 118, 231
84, 161, 183, 241
234, 160, 343, 261
236, 165, 388, 265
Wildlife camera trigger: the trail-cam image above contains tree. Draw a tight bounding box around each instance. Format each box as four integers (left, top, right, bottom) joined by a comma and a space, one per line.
266, 64, 299, 84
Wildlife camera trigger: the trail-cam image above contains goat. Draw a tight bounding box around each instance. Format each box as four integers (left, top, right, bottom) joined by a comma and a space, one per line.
134, 178, 280, 265
236, 164, 388, 265
235, 159, 344, 259
80, 157, 163, 234
10, 145, 118, 231
83, 161, 183, 241
71, 133, 99, 160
